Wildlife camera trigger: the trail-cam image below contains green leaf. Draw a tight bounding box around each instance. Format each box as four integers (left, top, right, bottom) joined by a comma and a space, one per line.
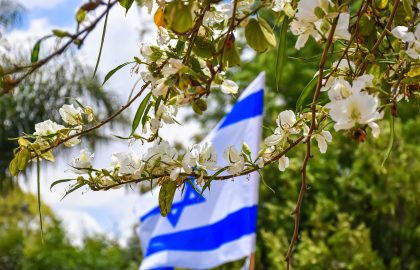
9, 154, 19, 176
132, 92, 152, 134
223, 45, 241, 68
245, 18, 276, 53
275, 17, 288, 92
61, 182, 87, 200
192, 102, 203, 115
195, 99, 207, 112
50, 179, 75, 191
296, 76, 317, 112
142, 103, 153, 128
118, 0, 134, 14
31, 40, 42, 63
154, 96, 162, 114
40, 150, 55, 162
159, 181, 177, 217
193, 36, 215, 59
201, 167, 228, 195
9, 148, 31, 176
18, 148, 31, 171
381, 113, 394, 167
93, 0, 111, 78
402, 0, 413, 19
358, 14, 375, 36
103, 61, 134, 85
164, 1, 194, 34
52, 29, 69, 38
76, 8, 86, 23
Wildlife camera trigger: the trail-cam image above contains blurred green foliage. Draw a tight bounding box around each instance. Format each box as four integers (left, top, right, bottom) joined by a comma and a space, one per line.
0, 188, 142, 270
191, 31, 420, 269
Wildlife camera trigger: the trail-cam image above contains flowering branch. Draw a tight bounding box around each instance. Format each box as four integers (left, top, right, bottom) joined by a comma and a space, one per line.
5, 1, 420, 267
285, 15, 339, 268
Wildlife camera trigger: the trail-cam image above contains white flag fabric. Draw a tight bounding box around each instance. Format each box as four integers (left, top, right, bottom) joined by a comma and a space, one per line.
137, 73, 265, 270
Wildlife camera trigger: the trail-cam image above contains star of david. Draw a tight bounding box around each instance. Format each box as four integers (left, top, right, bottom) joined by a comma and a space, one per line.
166, 181, 205, 227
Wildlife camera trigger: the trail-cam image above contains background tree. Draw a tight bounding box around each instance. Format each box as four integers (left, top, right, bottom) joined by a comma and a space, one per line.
191, 32, 420, 269
0, 188, 142, 270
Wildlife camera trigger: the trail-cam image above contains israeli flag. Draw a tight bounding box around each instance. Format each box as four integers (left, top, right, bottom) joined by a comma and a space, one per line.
137, 73, 265, 270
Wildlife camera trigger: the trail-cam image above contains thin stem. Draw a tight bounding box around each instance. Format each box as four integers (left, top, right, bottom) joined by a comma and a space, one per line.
92, 136, 306, 191
217, 0, 238, 72
357, 0, 400, 76
284, 15, 339, 269
2, 0, 118, 90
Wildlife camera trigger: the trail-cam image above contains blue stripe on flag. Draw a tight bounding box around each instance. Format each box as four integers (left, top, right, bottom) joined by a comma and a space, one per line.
218, 90, 263, 130
145, 205, 257, 256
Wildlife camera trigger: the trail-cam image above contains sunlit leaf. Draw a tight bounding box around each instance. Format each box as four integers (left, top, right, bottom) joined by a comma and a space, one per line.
118, 0, 134, 14
102, 61, 134, 85
275, 17, 289, 92
50, 178, 75, 191
159, 180, 177, 217
132, 92, 152, 134
31, 40, 42, 63
245, 18, 276, 53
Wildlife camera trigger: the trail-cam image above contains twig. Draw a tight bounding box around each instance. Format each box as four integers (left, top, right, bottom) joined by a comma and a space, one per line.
183, 3, 210, 64
91, 135, 307, 190
2, 0, 118, 89
217, 0, 238, 72
357, 0, 400, 76
284, 16, 339, 269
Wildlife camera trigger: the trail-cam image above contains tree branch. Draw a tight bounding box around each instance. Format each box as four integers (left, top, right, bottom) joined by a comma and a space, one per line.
284, 16, 339, 269
1, 0, 118, 91
357, 0, 401, 76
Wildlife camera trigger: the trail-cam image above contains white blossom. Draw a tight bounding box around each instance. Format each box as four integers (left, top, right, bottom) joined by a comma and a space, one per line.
149, 118, 161, 133
277, 110, 299, 134
63, 126, 82, 147
333, 13, 351, 41
111, 152, 144, 177
272, 0, 291, 12
391, 26, 416, 43
140, 44, 153, 60
71, 149, 94, 174
59, 104, 82, 125
327, 92, 383, 132
314, 130, 332, 153
170, 167, 182, 181
162, 58, 184, 76
157, 26, 170, 46
391, 26, 420, 59
327, 77, 354, 101
203, 3, 230, 26
152, 78, 169, 97
290, 0, 350, 50
182, 142, 218, 173
34, 120, 65, 137
264, 129, 285, 146
255, 157, 264, 168
224, 146, 245, 175
278, 156, 289, 171
220, 80, 239, 94
156, 104, 178, 124
144, 140, 178, 168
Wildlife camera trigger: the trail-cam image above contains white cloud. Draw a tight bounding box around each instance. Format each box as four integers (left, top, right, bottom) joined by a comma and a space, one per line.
21, 0, 66, 10
9, 3, 201, 246
54, 208, 103, 246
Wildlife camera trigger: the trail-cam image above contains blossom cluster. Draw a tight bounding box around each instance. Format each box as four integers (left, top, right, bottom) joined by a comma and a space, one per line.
8, 0, 419, 192
288, 0, 351, 49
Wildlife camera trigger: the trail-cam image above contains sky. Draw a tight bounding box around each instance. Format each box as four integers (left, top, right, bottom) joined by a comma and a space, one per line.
10, 0, 200, 246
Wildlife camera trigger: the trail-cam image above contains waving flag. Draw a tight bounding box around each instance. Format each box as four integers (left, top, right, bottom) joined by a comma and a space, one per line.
137, 73, 265, 270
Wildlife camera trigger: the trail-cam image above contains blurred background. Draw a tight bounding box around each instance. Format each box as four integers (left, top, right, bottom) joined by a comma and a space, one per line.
1, 1, 419, 269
